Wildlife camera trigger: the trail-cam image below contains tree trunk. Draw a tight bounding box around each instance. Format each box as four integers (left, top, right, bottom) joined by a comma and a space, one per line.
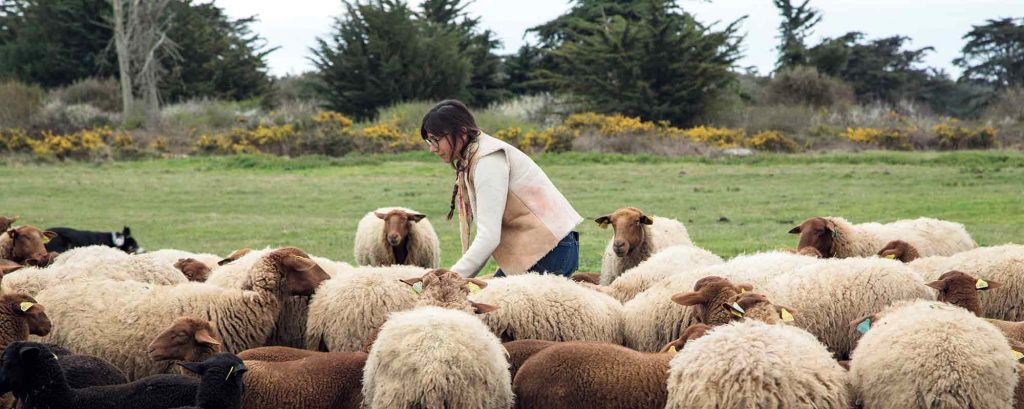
111, 0, 134, 122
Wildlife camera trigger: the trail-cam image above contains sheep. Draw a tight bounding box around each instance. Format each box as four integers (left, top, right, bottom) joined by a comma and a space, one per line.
469, 273, 624, 343
362, 306, 512, 409
659, 323, 711, 353
305, 265, 426, 352
670, 276, 753, 326
0, 216, 16, 232
137, 249, 223, 273
502, 340, 556, 380
622, 250, 822, 352
172, 353, 247, 409
761, 257, 934, 359
354, 207, 440, 268
217, 247, 252, 266
0, 225, 56, 266
2, 253, 188, 296
36, 247, 329, 380
175, 258, 212, 282
399, 268, 494, 313
0, 259, 21, 275
878, 239, 922, 262
595, 207, 693, 284
0, 341, 199, 409
917, 269, 1024, 352
789, 216, 976, 258
48, 244, 130, 267
569, 272, 601, 285
849, 300, 1018, 408
147, 317, 224, 377
579, 245, 724, 302
665, 320, 850, 408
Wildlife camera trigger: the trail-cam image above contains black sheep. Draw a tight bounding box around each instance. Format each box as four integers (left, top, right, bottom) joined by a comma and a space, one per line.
0, 342, 197, 409
171, 353, 247, 409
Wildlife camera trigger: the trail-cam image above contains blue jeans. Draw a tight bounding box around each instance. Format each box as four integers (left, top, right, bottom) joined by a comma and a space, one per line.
494, 231, 579, 277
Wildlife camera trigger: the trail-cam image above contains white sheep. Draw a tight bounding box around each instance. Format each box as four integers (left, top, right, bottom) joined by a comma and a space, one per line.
353, 207, 440, 268
583, 244, 723, 302
469, 273, 624, 343
305, 265, 427, 352
595, 207, 694, 284
36, 247, 330, 380
789, 216, 977, 258
849, 300, 1018, 408
135, 249, 223, 272
665, 320, 850, 408
362, 306, 512, 409
2, 253, 188, 296
48, 245, 130, 267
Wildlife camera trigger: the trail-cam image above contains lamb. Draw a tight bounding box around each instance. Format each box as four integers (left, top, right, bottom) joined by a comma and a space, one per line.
305, 265, 426, 352
595, 207, 694, 284
622, 250, 822, 352
2, 252, 188, 296
0, 341, 199, 409
578, 245, 724, 302
172, 353, 247, 409
788, 215, 976, 258
354, 207, 440, 268
665, 320, 850, 408
0, 225, 56, 266
469, 273, 624, 343
848, 300, 1018, 408
36, 247, 329, 380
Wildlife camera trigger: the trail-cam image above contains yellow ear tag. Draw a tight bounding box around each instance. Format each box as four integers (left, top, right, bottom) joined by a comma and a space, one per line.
883, 254, 896, 259
41, 236, 50, 244
780, 308, 795, 322
728, 303, 745, 318
1014, 351, 1024, 362
467, 283, 482, 294
976, 279, 989, 290
668, 345, 677, 353
740, 288, 747, 294
19, 302, 33, 312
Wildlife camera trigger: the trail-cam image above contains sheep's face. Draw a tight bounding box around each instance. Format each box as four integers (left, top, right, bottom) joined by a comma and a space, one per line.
4, 226, 56, 267
672, 276, 753, 325
661, 323, 711, 353
178, 353, 247, 398
926, 270, 1001, 316
0, 216, 17, 232
0, 342, 52, 394
595, 207, 653, 257
400, 269, 497, 314
218, 247, 253, 266
788, 217, 836, 258
878, 240, 920, 262
727, 292, 795, 324
3, 294, 50, 336
147, 317, 222, 363
375, 210, 426, 247
175, 258, 212, 282
270, 247, 330, 296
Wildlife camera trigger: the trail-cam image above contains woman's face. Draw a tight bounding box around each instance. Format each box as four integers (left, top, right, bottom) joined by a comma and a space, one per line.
426, 132, 452, 163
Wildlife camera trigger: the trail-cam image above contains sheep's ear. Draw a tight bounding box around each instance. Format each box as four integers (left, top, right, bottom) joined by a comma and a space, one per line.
979, 279, 1002, 291
639, 215, 654, 225
471, 301, 499, 314
287, 255, 317, 272
594, 216, 611, 229
122, 227, 131, 237
788, 226, 801, 234
850, 314, 877, 334
925, 280, 946, 292
737, 283, 754, 292
18, 345, 41, 361
671, 291, 706, 307
399, 277, 422, 286
659, 339, 684, 353
407, 213, 426, 223
177, 361, 205, 375
465, 278, 488, 289
0, 259, 23, 274
374, 212, 387, 220
194, 328, 221, 347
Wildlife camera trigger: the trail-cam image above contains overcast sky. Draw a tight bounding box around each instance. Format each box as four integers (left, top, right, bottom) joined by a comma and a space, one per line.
215, 0, 1024, 78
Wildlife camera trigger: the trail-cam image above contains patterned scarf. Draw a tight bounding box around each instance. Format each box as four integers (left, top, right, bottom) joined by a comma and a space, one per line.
451, 142, 479, 255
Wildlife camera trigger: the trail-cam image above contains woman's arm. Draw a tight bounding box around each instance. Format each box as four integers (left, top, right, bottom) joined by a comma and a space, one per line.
451, 151, 509, 278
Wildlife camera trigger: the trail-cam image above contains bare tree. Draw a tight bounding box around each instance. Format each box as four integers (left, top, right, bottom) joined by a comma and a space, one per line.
110, 0, 178, 126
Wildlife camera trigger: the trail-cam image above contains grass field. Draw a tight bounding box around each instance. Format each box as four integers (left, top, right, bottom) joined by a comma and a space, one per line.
2, 150, 1022, 274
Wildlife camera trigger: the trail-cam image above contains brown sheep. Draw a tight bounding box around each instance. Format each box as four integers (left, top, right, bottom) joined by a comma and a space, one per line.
174, 258, 212, 282
503, 339, 556, 380
217, 247, 252, 266
569, 272, 601, 285
0, 225, 57, 266
926, 270, 1002, 317
670, 276, 753, 326
878, 239, 922, 262
0, 259, 23, 274
0, 216, 17, 232
658, 323, 711, 353
147, 316, 223, 376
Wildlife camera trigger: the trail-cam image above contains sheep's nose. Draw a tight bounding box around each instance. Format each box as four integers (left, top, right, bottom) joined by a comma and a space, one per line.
387, 234, 401, 245
25, 256, 44, 267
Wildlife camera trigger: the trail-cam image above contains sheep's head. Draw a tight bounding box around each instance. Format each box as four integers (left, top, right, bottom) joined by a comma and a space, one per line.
0, 342, 58, 394
218, 247, 252, 266
267, 247, 330, 296
147, 317, 223, 363
376, 209, 426, 247
788, 217, 837, 258
1, 293, 50, 337
926, 270, 1000, 316
0, 259, 23, 275
400, 269, 497, 314
0, 216, 17, 232
595, 207, 653, 257
3, 226, 57, 267
671, 276, 754, 326
660, 323, 711, 353
175, 258, 212, 282
878, 240, 920, 263
177, 353, 247, 397
725, 291, 796, 324
569, 272, 601, 285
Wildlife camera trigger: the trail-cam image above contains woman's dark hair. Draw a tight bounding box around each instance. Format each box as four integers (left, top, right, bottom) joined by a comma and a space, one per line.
422, 99, 482, 221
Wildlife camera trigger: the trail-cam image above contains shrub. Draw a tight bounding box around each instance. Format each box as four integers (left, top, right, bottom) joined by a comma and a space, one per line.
51, 78, 122, 112
934, 120, 997, 150
745, 130, 800, 152
681, 126, 747, 148
765, 66, 855, 108
842, 127, 912, 150
0, 81, 44, 128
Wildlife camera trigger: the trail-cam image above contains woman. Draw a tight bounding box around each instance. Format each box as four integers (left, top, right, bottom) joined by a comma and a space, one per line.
421, 100, 582, 278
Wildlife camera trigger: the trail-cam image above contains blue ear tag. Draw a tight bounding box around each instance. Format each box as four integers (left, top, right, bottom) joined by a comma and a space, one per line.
412, 282, 424, 294
856, 319, 872, 334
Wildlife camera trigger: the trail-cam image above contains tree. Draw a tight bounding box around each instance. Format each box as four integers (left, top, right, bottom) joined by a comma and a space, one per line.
532, 0, 743, 125
503, 44, 547, 95
808, 32, 933, 103
773, 0, 821, 69
311, 0, 471, 120
417, 0, 507, 106
954, 17, 1024, 89
109, 0, 177, 125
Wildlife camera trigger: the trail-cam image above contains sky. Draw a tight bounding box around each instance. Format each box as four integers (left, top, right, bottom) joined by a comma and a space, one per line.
215, 0, 1024, 78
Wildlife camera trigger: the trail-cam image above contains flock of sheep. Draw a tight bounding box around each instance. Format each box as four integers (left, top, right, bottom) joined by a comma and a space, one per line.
0, 206, 1022, 408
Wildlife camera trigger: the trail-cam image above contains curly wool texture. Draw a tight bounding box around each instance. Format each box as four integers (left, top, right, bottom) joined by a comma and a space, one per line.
849, 300, 1018, 409
906, 244, 1024, 321
2, 253, 188, 296
305, 265, 426, 352
763, 257, 934, 359
623, 251, 823, 352
362, 306, 512, 409
600, 216, 693, 285
136, 249, 223, 271
600, 245, 723, 302
827, 216, 977, 258
665, 321, 850, 409
469, 274, 624, 343
353, 207, 440, 268
36, 251, 304, 380
49, 245, 131, 267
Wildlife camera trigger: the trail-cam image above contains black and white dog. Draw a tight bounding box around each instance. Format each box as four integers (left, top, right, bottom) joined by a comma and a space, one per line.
44, 226, 142, 254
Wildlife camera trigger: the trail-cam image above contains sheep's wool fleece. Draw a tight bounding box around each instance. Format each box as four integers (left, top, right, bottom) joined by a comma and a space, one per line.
363, 306, 512, 409
829, 216, 976, 258
470, 273, 623, 343
49, 245, 130, 267
353, 207, 440, 268
908, 244, 1024, 321
623, 251, 822, 352
305, 265, 425, 351
666, 321, 849, 409
2, 253, 187, 296
600, 216, 693, 284
850, 300, 1017, 409
606, 244, 723, 302
763, 257, 934, 358
136, 249, 222, 270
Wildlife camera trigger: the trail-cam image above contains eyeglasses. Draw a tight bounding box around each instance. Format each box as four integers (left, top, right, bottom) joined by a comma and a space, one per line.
425, 134, 443, 147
